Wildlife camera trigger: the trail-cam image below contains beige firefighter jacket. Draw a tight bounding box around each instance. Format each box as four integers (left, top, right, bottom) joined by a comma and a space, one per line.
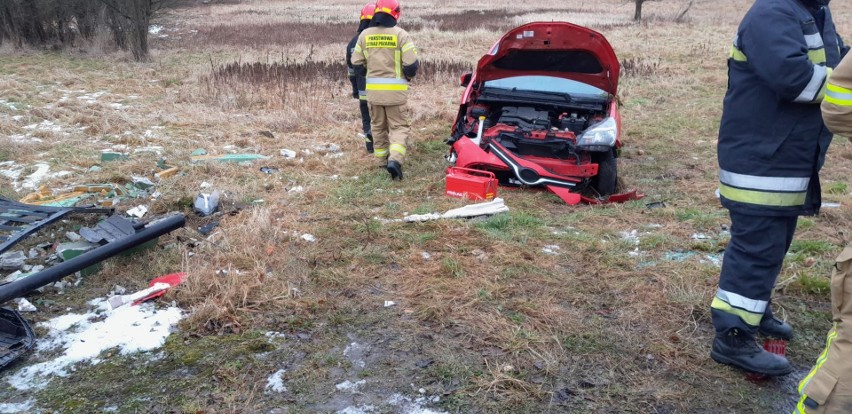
795, 246, 852, 413
822, 53, 852, 142
351, 25, 418, 107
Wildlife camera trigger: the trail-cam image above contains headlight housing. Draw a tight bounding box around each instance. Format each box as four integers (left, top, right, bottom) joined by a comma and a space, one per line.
576, 117, 617, 149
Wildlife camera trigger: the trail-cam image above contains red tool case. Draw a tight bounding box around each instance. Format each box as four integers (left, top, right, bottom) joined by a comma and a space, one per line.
445, 167, 498, 201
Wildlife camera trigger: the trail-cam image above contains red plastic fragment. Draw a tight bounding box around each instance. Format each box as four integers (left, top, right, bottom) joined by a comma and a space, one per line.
131, 272, 187, 306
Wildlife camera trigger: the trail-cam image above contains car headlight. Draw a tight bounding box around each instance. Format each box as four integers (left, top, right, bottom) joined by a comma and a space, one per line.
577, 117, 617, 148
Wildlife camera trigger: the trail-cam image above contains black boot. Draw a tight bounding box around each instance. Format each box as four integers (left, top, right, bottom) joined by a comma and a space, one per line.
711, 328, 793, 376
386, 160, 403, 180
365, 133, 374, 154
759, 314, 793, 340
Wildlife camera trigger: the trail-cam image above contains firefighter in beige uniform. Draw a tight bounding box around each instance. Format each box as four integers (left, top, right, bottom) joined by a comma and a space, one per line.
794, 51, 852, 414
351, 0, 419, 180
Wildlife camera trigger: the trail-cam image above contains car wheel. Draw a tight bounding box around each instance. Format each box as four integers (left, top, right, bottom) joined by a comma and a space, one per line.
591, 150, 617, 196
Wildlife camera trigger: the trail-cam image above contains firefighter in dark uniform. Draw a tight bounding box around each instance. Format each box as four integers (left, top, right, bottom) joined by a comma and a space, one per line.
351, 0, 419, 180
346, 3, 376, 153
711, 0, 846, 376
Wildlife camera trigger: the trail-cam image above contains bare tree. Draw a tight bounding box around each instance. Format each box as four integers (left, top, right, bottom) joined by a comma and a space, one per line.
98, 0, 168, 61
634, 0, 648, 21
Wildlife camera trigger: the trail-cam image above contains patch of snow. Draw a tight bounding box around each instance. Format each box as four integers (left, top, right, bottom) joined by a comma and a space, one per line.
337, 406, 376, 414
542, 245, 560, 255
77, 91, 108, 104
336, 379, 366, 392
0, 401, 34, 414
108, 103, 125, 110
12, 115, 24, 121
6, 299, 183, 391
23, 120, 62, 133
288, 186, 305, 193
265, 369, 287, 393
21, 163, 51, 191
379, 393, 448, 414
343, 342, 366, 368
0, 99, 19, 111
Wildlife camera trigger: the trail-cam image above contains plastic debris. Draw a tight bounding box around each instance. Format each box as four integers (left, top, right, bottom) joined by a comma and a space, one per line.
100, 151, 129, 162
0, 251, 26, 271
66, 232, 82, 242
107, 282, 171, 309
402, 198, 510, 223
131, 176, 155, 190
280, 149, 297, 159
384, 301, 397, 307
191, 154, 270, 163
191, 149, 208, 156
301, 234, 317, 242
16, 298, 37, 313
197, 221, 220, 236
194, 191, 221, 217
260, 167, 279, 174
822, 202, 841, 209
127, 205, 148, 219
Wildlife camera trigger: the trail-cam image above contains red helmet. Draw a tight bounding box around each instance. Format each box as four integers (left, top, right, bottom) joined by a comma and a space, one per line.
360, 3, 376, 20
375, 0, 401, 20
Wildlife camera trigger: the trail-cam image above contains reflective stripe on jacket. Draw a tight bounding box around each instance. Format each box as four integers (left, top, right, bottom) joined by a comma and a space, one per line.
351, 26, 418, 106
718, 0, 845, 217
822, 52, 852, 140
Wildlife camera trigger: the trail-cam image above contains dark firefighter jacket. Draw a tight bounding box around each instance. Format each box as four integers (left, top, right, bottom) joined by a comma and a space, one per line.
346, 19, 372, 101
718, 0, 846, 217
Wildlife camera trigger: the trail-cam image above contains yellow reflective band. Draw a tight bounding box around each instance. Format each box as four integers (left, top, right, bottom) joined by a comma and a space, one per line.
798, 325, 838, 395
366, 83, 409, 91
825, 78, 852, 106
389, 143, 407, 155
719, 184, 806, 207
359, 95, 368, 101
374, 148, 389, 157
808, 48, 827, 65
711, 297, 763, 326
817, 68, 833, 101
365, 34, 398, 49
794, 396, 807, 414
402, 42, 417, 53
729, 46, 747, 62
377, 7, 395, 15
395, 50, 402, 79
828, 82, 852, 95
354, 44, 363, 53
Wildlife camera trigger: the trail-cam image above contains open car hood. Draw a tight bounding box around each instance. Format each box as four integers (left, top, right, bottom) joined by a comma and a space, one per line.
475, 22, 620, 95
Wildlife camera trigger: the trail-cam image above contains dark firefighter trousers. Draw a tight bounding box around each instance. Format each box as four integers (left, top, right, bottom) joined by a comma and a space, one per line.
711, 212, 798, 335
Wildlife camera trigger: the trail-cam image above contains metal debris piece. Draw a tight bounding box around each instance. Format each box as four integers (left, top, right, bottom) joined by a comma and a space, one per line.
80, 215, 139, 244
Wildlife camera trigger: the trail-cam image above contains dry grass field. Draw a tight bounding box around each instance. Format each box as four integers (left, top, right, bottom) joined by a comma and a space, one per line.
2, 0, 852, 412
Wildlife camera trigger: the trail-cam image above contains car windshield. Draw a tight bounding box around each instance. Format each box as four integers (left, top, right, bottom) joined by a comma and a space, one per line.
483, 76, 608, 98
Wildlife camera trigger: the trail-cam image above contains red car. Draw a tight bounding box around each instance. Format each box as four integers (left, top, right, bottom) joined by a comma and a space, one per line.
447, 22, 628, 205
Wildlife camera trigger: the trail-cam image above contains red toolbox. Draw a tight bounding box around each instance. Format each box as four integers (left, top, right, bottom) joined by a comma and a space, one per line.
445, 167, 498, 201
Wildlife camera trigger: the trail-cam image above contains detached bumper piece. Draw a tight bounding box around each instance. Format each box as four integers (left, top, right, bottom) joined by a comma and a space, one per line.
0, 197, 112, 255
0, 307, 35, 370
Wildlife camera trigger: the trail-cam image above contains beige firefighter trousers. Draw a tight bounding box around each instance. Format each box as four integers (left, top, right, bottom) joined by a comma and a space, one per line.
795, 245, 852, 414
369, 103, 410, 166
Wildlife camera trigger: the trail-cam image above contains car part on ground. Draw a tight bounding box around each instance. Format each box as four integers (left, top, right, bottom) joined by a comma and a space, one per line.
0, 197, 112, 255
0, 214, 186, 305
0, 307, 35, 370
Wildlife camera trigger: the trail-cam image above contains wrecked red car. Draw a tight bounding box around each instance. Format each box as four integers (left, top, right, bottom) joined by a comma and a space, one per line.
447, 22, 637, 205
